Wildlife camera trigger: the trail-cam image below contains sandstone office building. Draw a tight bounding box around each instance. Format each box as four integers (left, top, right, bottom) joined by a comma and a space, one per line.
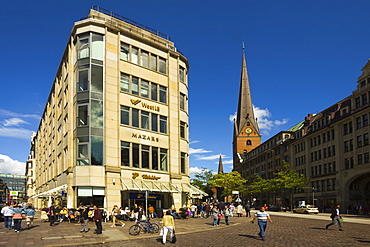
26, 7, 204, 210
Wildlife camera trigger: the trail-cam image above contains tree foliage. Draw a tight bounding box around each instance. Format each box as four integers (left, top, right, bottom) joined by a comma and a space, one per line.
190, 168, 215, 196
208, 171, 247, 197
273, 161, 310, 190
245, 161, 310, 206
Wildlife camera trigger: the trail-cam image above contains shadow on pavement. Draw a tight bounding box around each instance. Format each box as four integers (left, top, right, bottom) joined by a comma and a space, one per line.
238, 234, 258, 239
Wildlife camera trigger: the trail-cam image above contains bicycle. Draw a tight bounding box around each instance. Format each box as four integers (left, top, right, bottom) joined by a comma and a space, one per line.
129, 219, 160, 235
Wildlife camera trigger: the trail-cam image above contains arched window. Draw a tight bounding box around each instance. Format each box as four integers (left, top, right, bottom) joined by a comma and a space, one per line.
246, 140, 252, 146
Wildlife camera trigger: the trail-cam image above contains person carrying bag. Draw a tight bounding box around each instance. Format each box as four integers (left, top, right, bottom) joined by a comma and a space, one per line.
162, 210, 175, 244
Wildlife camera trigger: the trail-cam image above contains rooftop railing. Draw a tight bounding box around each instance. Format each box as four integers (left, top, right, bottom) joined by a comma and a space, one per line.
92, 6, 171, 41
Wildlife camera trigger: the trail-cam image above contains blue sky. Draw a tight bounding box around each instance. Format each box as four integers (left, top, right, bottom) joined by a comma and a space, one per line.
1, 1, 370, 176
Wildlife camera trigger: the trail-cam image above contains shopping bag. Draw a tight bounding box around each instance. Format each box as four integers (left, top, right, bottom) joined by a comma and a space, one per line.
159, 228, 164, 236
171, 230, 177, 243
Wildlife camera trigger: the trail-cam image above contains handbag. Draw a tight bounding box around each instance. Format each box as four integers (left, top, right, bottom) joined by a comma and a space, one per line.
171, 229, 177, 243
159, 227, 164, 236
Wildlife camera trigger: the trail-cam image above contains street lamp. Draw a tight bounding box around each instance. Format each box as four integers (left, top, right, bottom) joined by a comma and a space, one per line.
312, 187, 315, 205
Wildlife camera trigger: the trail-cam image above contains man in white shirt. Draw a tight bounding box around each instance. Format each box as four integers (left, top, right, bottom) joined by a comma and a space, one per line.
1, 204, 14, 230
326, 204, 344, 231
251, 206, 272, 241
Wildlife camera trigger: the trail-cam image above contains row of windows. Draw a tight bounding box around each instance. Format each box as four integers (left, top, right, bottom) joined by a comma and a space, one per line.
311, 162, 336, 177
309, 130, 335, 148
120, 73, 167, 104
120, 142, 187, 174
120, 42, 167, 74
345, 152, 370, 169
294, 142, 306, 154
355, 92, 369, 108
294, 155, 306, 166
310, 145, 336, 162
311, 116, 331, 131
358, 152, 370, 165
311, 179, 336, 192
344, 133, 369, 151
121, 141, 168, 171
121, 106, 167, 134
355, 114, 369, 130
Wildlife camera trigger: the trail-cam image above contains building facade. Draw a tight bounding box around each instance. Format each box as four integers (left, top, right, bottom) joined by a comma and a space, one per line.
235, 58, 370, 211
0, 174, 26, 204
27, 7, 204, 211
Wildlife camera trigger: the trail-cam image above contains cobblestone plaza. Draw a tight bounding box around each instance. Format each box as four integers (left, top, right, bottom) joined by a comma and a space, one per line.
0, 211, 369, 246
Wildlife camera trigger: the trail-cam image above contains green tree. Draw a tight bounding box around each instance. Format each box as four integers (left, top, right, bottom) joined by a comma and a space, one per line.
208, 171, 247, 197
190, 168, 215, 196
272, 161, 311, 207
245, 175, 270, 194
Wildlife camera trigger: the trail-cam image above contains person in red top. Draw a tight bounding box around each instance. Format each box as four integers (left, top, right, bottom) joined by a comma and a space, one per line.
93, 205, 103, 234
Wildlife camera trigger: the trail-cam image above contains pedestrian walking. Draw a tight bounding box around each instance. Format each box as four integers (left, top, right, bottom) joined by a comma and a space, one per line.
49, 202, 57, 226
12, 204, 25, 233
162, 210, 175, 244
229, 203, 235, 216
204, 203, 211, 218
245, 203, 251, 217
236, 204, 243, 217
24, 205, 36, 228
212, 205, 220, 226
224, 205, 232, 225
1, 203, 14, 230
93, 205, 103, 234
111, 205, 125, 227
251, 206, 272, 241
79, 206, 90, 233
326, 204, 344, 231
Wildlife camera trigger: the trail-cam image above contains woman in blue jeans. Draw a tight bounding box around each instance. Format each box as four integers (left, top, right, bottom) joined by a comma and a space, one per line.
251, 207, 272, 241
12, 205, 25, 233
212, 205, 220, 226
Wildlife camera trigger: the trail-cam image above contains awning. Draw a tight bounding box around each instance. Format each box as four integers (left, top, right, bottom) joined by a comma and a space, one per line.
29, 184, 68, 199
182, 183, 208, 198
120, 179, 180, 193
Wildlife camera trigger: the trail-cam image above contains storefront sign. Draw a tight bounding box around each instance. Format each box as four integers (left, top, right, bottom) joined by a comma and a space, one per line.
130, 99, 160, 112
142, 174, 161, 180
9, 191, 18, 196
132, 172, 161, 180
130, 193, 161, 200
132, 133, 159, 142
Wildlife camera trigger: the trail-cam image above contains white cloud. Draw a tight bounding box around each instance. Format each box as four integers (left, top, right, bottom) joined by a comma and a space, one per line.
195, 154, 223, 161
229, 105, 288, 134
0, 154, 26, 175
189, 166, 203, 176
222, 159, 233, 164
0, 109, 40, 120
0, 126, 34, 140
189, 140, 200, 144
189, 148, 212, 154
3, 118, 29, 127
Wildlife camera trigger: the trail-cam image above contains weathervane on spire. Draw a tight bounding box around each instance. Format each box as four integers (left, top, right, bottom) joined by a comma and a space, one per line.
242, 42, 245, 50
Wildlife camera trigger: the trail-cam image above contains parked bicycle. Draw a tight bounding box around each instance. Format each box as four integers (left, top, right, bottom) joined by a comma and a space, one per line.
129, 219, 160, 235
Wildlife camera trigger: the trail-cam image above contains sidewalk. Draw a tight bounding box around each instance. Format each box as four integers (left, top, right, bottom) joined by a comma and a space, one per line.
0, 213, 243, 247
0, 210, 368, 247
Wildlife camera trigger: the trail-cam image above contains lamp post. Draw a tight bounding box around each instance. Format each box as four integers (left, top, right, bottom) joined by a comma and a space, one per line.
312, 187, 315, 205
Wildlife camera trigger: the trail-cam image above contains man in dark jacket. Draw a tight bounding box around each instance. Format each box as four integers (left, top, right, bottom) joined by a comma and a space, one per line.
93, 205, 103, 234
326, 204, 344, 231
49, 202, 57, 226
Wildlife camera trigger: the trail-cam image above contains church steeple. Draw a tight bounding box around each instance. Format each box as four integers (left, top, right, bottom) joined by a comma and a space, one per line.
233, 46, 261, 166
235, 47, 259, 135
217, 153, 224, 174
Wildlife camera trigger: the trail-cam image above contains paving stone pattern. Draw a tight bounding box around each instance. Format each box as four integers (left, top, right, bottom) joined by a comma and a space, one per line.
0, 212, 369, 247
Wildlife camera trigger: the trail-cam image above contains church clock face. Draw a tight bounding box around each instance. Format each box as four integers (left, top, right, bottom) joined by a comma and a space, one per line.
245, 128, 252, 134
